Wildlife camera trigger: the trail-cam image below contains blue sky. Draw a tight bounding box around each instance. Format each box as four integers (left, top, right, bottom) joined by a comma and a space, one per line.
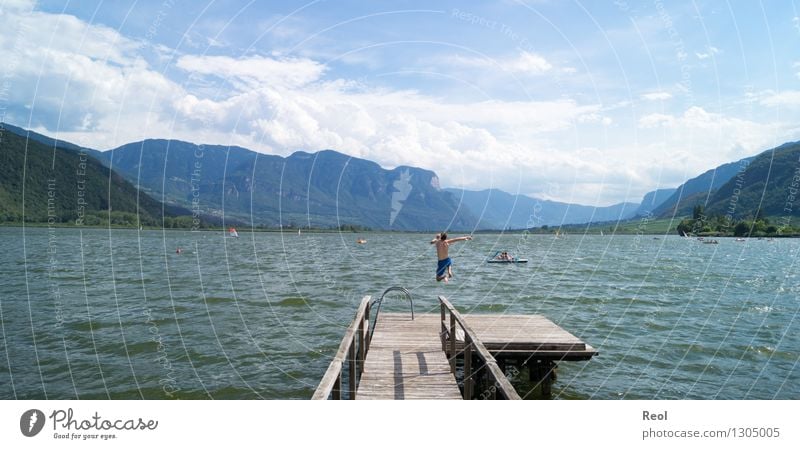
2, 0, 800, 206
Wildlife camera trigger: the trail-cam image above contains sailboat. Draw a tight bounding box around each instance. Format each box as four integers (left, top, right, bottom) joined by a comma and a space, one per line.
600, 230, 604, 236
228, 227, 239, 238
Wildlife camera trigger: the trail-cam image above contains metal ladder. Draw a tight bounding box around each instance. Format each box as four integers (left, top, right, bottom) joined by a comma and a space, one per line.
368, 286, 414, 343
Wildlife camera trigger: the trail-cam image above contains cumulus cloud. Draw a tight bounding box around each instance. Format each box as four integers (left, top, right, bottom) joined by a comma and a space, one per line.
447, 50, 553, 74
695, 46, 720, 60
0, 4, 185, 145
638, 113, 674, 128
637, 106, 782, 165
175, 55, 326, 89
759, 90, 800, 107
641, 91, 672, 101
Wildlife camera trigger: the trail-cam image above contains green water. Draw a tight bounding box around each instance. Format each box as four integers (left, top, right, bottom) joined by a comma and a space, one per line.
1, 227, 798, 399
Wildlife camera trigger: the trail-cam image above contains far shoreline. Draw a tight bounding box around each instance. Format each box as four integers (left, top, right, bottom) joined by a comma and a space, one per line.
4, 222, 799, 237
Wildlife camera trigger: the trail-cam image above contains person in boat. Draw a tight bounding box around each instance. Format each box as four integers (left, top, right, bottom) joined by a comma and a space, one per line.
430, 232, 472, 282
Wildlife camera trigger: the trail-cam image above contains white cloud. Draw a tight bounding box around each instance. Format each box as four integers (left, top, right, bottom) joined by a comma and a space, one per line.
447, 50, 552, 74
641, 91, 672, 101
695, 45, 720, 60
578, 113, 612, 126
638, 113, 674, 128
759, 90, 800, 107
175, 55, 326, 89
0, 5, 183, 142
0, 0, 35, 11
637, 106, 783, 164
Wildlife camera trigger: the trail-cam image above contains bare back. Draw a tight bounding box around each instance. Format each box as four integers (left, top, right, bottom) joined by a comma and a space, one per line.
435, 239, 449, 260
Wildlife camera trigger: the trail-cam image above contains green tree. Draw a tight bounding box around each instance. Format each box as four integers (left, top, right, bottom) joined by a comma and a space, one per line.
676, 219, 694, 236
734, 221, 751, 237
692, 204, 704, 220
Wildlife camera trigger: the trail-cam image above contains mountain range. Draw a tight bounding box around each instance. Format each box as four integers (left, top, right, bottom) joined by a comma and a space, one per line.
446, 188, 638, 230
703, 141, 800, 218
0, 125, 188, 226
651, 155, 757, 218
96, 139, 475, 231
3, 122, 799, 230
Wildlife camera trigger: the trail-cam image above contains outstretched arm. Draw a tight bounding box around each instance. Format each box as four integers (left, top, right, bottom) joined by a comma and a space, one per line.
446, 235, 473, 243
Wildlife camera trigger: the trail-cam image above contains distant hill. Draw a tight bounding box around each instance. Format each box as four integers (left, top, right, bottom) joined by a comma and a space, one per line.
635, 188, 676, 216
0, 129, 188, 226
654, 155, 756, 217
446, 188, 638, 229
704, 141, 800, 218
96, 140, 477, 231
0, 122, 90, 154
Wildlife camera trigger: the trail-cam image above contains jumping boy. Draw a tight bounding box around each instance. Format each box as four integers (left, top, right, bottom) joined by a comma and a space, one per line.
430, 232, 472, 282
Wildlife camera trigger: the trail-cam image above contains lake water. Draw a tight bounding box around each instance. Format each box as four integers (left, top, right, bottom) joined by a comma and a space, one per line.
1, 227, 798, 399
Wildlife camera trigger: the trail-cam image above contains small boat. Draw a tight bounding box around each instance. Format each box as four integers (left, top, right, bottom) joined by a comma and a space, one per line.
702, 239, 719, 244
356, 238, 367, 244
228, 227, 239, 238
487, 251, 528, 264
735, 238, 746, 242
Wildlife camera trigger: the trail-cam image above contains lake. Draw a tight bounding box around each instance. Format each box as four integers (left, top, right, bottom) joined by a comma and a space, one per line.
1, 227, 798, 399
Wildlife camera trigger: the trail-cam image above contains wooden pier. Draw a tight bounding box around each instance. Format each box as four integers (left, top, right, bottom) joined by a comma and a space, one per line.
313, 294, 597, 400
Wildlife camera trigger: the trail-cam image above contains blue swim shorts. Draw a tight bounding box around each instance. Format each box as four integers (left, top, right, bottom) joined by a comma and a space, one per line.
436, 257, 452, 278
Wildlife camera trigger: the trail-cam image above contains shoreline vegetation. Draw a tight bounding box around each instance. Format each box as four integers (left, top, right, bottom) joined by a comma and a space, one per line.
5, 212, 800, 237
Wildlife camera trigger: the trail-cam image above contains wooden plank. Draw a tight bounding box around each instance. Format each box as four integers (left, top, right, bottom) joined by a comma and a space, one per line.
356, 313, 461, 400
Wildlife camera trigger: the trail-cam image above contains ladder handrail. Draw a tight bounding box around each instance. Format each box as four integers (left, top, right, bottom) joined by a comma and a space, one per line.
369, 286, 414, 343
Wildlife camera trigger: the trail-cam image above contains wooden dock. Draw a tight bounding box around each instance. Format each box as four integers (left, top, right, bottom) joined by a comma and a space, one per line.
357, 313, 462, 399
313, 294, 597, 400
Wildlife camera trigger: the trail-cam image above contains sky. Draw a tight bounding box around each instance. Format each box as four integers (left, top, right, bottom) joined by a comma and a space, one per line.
1, 0, 799, 206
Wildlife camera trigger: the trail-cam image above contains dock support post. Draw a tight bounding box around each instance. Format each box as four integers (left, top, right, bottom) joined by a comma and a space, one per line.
333, 373, 341, 400
365, 301, 371, 353
357, 314, 365, 381
448, 313, 456, 373
527, 359, 557, 398
464, 338, 473, 400
440, 302, 446, 352
348, 343, 357, 399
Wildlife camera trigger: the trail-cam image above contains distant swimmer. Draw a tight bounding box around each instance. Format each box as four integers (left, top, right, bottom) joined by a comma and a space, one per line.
176, 247, 183, 254
430, 232, 472, 282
